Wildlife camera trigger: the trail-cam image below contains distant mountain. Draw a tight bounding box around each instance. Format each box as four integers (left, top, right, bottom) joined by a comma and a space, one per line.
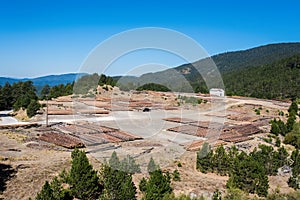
115, 42, 300, 96
0, 73, 86, 87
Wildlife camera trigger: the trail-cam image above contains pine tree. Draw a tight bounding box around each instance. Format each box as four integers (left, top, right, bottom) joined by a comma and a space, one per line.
101, 165, 136, 200
109, 151, 120, 170
139, 177, 147, 193
120, 155, 141, 174
27, 99, 41, 118
212, 145, 229, 175
227, 152, 269, 197
287, 111, 296, 132
50, 177, 72, 200
147, 157, 159, 173
41, 84, 51, 99
144, 169, 173, 200
196, 142, 213, 173
36, 181, 54, 200
67, 148, 102, 200
288, 100, 299, 114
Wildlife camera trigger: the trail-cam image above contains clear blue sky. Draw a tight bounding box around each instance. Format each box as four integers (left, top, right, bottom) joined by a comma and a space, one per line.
1, 0, 300, 78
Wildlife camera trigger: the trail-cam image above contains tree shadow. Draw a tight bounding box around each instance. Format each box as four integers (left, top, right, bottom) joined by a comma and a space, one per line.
0, 163, 16, 194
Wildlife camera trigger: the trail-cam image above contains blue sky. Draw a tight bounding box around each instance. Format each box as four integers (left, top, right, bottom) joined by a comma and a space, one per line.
1, 0, 300, 78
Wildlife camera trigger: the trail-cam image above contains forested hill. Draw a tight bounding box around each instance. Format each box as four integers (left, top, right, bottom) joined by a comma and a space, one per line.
223, 53, 300, 99
211, 42, 300, 72
175, 42, 300, 73
115, 42, 300, 99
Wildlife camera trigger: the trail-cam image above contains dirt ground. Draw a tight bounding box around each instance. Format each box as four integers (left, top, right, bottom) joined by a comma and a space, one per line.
0, 131, 71, 200
0, 91, 295, 199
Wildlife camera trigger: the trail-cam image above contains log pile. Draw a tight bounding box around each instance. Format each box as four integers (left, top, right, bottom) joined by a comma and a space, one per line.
39, 131, 85, 149
163, 117, 197, 124
166, 117, 260, 145
228, 124, 261, 136
53, 123, 142, 144
167, 125, 208, 137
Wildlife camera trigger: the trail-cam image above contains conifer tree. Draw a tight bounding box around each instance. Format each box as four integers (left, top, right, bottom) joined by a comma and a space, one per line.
36, 181, 54, 200
101, 164, 136, 200
143, 169, 173, 200
147, 157, 159, 173
67, 148, 102, 200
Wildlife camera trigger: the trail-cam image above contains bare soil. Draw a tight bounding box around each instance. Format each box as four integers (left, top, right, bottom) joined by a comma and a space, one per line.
0, 91, 296, 199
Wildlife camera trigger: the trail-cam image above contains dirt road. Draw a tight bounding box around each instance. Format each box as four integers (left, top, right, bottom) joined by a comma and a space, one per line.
0, 110, 28, 125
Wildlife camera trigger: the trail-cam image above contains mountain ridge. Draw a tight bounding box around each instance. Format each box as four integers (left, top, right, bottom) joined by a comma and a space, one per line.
115, 42, 300, 94
0, 73, 86, 87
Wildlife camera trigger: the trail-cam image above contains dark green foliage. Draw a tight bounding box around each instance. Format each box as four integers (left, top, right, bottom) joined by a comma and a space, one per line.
147, 157, 159, 173
36, 177, 73, 200
136, 83, 171, 92
212, 189, 222, 200
117, 43, 300, 98
141, 170, 173, 200
0, 81, 41, 118
45, 83, 73, 99
283, 101, 300, 148
288, 175, 299, 189
254, 109, 260, 115
27, 99, 41, 118
278, 110, 284, 116
212, 145, 229, 175
0, 82, 13, 110
195, 144, 291, 196
36, 181, 54, 200
42, 177, 72, 200
99, 74, 116, 87
270, 119, 287, 136
11, 81, 38, 112
287, 111, 297, 132
139, 177, 147, 193
288, 149, 300, 189
291, 149, 300, 176
289, 100, 299, 114
101, 165, 136, 200
223, 54, 300, 99
40, 84, 51, 99
172, 169, 181, 181
67, 148, 102, 200
74, 73, 115, 94
196, 142, 214, 173
275, 137, 281, 147
227, 152, 269, 197
284, 123, 300, 148
250, 145, 288, 176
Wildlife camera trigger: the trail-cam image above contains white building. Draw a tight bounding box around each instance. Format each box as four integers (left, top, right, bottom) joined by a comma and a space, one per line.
209, 88, 225, 97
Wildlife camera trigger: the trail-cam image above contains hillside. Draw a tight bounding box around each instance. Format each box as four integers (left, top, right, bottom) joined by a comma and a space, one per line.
223, 53, 300, 99
116, 42, 300, 98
